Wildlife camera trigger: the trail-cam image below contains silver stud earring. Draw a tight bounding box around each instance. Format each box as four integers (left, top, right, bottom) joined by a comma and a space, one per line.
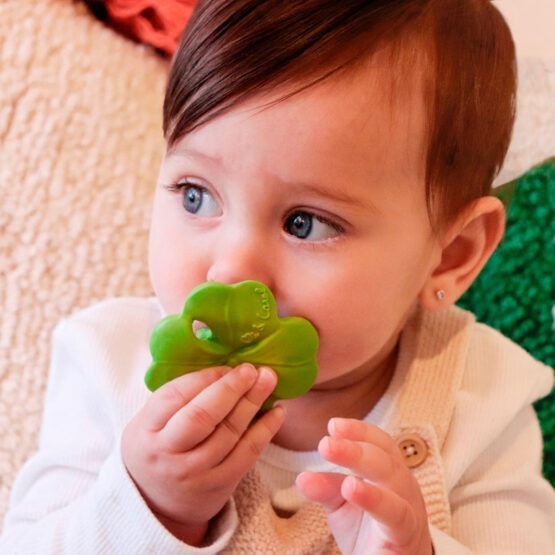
436, 289, 446, 301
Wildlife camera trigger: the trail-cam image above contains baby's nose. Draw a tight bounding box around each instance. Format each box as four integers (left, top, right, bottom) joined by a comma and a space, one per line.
206, 235, 275, 289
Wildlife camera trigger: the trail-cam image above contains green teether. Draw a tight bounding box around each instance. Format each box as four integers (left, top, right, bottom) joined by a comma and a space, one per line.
145, 281, 319, 407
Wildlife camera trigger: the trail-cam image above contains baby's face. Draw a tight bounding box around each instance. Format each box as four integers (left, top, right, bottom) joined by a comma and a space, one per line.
149, 66, 442, 388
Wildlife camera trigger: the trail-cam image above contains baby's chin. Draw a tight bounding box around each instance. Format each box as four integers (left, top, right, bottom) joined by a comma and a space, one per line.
309, 369, 360, 391
313, 355, 386, 389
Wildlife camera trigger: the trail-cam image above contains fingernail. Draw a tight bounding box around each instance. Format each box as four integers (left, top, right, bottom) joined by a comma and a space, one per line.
269, 405, 286, 428
258, 366, 277, 386
328, 417, 339, 433
318, 435, 331, 452
238, 363, 257, 380
328, 417, 348, 434
344, 475, 362, 496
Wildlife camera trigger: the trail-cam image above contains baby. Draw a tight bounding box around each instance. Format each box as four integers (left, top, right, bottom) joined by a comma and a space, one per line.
2, 0, 554, 553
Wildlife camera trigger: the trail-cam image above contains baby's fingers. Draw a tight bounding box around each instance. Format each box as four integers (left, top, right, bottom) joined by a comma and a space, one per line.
342, 476, 417, 547
319, 436, 398, 484
160, 363, 260, 451
196, 366, 278, 465
296, 471, 346, 511
216, 404, 285, 482
329, 418, 398, 457
142, 367, 226, 431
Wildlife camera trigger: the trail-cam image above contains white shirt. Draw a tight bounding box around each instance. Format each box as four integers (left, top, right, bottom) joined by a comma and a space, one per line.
1, 297, 553, 554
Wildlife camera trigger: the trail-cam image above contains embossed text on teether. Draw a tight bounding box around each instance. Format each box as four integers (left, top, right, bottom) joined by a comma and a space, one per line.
254, 286, 271, 320
239, 286, 272, 343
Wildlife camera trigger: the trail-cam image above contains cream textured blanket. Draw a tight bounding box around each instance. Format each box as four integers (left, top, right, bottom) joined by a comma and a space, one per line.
0, 0, 167, 523
1, 0, 553, 530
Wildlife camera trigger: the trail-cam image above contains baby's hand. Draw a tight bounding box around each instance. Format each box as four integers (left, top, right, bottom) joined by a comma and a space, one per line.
297, 418, 433, 555
121, 364, 284, 546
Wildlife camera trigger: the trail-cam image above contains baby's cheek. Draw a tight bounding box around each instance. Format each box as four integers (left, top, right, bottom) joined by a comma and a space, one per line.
149, 264, 185, 314
313, 323, 387, 384
313, 331, 360, 380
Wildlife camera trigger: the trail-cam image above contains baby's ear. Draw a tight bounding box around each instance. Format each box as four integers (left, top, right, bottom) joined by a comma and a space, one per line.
419, 196, 505, 311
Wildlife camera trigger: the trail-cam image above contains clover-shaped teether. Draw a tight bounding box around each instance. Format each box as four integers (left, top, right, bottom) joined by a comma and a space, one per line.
145, 281, 319, 408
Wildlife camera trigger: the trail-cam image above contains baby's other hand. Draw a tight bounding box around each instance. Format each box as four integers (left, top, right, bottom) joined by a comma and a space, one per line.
121, 364, 284, 546
297, 418, 432, 555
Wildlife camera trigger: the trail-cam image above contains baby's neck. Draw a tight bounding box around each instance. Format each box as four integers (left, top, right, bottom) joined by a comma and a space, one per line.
271, 348, 396, 451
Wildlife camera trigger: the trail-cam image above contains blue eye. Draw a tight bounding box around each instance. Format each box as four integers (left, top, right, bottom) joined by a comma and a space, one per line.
177, 183, 220, 216
286, 212, 312, 238
284, 211, 342, 241
184, 186, 202, 213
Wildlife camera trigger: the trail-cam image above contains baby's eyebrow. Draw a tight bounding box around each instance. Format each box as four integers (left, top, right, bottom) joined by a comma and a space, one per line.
166, 145, 378, 212
166, 145, 223, 167
292, 180, 380, 213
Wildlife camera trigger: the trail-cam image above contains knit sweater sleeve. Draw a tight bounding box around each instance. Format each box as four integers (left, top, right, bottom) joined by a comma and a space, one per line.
0, 300, 238, 554
432, 402, 555, 554
428, 323, 555, 554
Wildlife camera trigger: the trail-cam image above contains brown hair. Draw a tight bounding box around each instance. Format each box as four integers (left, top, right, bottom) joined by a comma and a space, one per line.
163, 0, 516, 229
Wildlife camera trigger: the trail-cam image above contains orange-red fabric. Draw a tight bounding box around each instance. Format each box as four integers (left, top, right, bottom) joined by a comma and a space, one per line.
104, 0, 196, 56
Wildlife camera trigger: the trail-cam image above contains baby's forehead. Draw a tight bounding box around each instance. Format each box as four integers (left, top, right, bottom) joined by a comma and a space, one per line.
261, 52, 429, 154
201, 38, 427, 129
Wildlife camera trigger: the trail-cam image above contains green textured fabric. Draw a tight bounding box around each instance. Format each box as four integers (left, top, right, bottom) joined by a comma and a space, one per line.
458, 159, 555, 485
